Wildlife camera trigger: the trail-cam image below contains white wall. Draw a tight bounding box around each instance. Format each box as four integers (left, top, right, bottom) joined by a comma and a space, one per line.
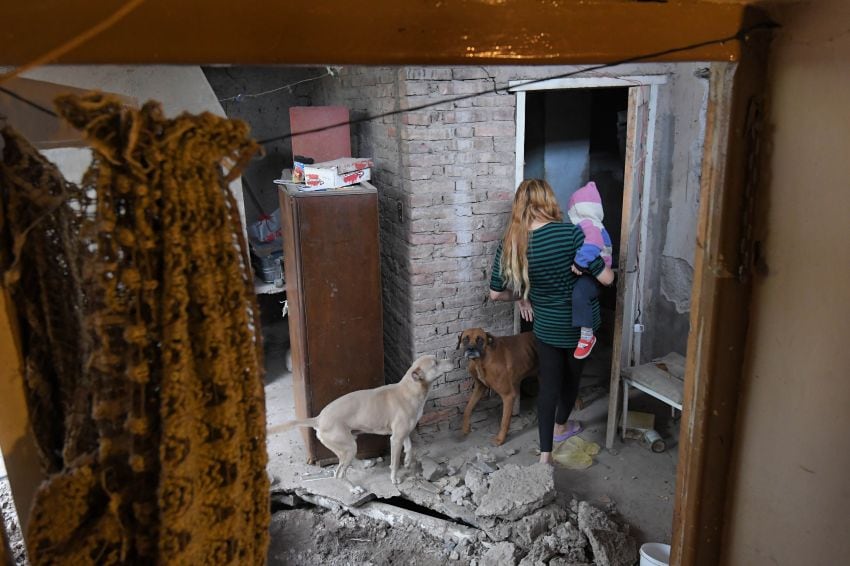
19, 65, 248, 232
722, 1, 850, 564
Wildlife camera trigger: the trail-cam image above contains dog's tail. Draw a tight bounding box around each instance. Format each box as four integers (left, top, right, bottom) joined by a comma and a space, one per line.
268, 417, 319, 434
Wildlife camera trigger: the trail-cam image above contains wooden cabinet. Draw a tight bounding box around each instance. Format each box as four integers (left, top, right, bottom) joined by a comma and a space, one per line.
279, 182, 387, 465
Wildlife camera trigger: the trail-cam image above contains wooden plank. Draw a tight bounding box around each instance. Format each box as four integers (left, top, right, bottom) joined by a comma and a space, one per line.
670, 39, 769, 565
605, 85, 649, 450
622, 363, 685, 407
0, 1, 763, 66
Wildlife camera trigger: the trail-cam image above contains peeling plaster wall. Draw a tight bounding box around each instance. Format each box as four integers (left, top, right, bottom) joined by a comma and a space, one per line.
641, 63, 710, 362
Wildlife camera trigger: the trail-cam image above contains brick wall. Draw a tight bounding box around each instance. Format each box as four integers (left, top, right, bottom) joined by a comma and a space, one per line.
400, 67, 519, 432
312, 64, 706, 430
314, 67, 520, 430
313, 68, 414, 383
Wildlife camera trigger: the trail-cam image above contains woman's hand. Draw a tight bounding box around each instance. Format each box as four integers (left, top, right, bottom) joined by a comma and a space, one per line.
519, 299, 534, 322
571, 264, 583, 276
596, 266, 615, 286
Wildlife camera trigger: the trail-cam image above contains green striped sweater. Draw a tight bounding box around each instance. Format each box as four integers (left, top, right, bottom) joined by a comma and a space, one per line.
490, 222, 605, 349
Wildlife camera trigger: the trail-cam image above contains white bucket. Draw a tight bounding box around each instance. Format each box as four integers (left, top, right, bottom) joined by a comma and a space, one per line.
639, 543, 671, 566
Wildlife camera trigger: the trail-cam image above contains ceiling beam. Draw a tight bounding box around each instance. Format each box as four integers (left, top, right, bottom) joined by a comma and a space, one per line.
0, 1, 768, 66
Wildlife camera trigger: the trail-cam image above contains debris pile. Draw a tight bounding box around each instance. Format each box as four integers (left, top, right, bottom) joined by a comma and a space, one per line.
271, 451, 639, 566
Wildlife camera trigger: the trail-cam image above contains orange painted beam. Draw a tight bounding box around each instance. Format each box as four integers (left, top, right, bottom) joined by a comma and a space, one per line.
0, 0, 766, 66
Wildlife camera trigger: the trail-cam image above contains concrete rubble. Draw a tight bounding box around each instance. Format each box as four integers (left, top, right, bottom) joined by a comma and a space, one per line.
577, 501, 638, 566
481, 542, 518, 566
464, 467, 489, 505
272, 448, 638, 566
476, 463, 556, 521
420, 456, 447, 482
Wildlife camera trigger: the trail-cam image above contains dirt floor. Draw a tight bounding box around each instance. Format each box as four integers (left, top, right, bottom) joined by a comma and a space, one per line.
263, 317, 679, 564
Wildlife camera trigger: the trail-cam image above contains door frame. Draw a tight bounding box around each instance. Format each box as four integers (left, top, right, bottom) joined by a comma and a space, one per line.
510, 75, 664, 413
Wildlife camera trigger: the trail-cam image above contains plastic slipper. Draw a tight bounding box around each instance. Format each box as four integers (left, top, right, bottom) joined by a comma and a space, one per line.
553, 420, 583, 443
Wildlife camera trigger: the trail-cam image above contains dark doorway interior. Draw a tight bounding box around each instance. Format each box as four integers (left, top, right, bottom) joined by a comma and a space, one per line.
520, 87, 629, 382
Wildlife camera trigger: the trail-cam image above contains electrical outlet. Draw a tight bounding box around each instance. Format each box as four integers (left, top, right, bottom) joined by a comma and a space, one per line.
634, 323, 645, 333
397, 201, 404, 222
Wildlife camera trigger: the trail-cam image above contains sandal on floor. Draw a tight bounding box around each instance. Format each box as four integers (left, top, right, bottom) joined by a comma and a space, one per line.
553, 420, 583, 442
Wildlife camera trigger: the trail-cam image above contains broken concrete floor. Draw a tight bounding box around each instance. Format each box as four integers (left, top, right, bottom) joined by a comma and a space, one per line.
264, 320, 678, 564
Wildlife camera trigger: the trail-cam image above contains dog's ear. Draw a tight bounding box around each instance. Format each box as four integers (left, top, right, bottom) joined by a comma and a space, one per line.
412, 367, 425, 381
486, 332, 495, 346
456, 332, 463, 350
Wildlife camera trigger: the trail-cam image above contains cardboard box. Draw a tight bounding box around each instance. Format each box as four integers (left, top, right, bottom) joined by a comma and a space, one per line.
304, 157, 373, 188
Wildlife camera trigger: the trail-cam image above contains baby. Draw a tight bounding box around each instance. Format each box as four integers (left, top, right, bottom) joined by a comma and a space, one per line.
566, 181, 613, 359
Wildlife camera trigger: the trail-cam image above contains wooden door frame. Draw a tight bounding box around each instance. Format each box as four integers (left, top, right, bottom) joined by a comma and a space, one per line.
0, 3, 771, 565
510, 76, 664, 452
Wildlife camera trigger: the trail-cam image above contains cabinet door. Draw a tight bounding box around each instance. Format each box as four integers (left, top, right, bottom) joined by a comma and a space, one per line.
284, 189, 387, 463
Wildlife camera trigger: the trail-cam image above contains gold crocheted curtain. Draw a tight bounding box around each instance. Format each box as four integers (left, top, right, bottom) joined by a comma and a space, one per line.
0, 94, 269, 565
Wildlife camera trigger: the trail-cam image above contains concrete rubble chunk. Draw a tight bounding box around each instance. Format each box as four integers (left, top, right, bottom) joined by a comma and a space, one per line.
518, 533, 558, 566
437, 475, 463, 493
519, 522, 589, 566
421, 456, 447, 482
450, 485, 472, 505
476, 449, 497, 464
448, 453, 468, 471
471, 460, 498, 474
480, 541, 518, 566
548, 522, 590, 563
577, 501, 637, 566
510, 504, 568, 550
549, 559, 592, 566
482, 521, 513, 542
475, 463, 556, 521
464, 467, 489, 505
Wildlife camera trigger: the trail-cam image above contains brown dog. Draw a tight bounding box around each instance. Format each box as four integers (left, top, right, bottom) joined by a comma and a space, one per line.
457, 328, 538, 445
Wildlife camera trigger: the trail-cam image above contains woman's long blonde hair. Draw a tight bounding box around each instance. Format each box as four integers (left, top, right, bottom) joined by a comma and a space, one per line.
500, 179, 562, 298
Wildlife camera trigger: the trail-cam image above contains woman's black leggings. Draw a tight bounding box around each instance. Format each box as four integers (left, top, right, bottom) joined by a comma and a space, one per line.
536, 337, 586, 453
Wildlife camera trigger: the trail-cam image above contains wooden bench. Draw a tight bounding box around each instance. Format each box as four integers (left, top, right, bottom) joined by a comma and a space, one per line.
620, 352, 685, 440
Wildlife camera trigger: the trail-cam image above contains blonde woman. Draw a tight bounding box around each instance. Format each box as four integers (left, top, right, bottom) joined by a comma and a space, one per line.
489, 179, 614, 465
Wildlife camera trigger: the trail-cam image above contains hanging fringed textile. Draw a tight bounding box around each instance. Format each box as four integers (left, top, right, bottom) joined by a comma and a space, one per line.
0, 93, 269, 565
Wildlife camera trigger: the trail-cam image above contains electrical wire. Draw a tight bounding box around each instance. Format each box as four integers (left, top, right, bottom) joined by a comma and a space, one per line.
0, 20, 778, 133
218, 68, 337, 103
256, 21, 778, 146
0, 86, 58, 117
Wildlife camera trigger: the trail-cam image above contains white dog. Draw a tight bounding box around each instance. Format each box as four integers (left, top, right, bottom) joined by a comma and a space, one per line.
271, 355, 454, 484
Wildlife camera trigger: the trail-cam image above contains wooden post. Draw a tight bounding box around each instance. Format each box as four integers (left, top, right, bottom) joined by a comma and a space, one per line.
605, 85, 650, 449
671, 32, 769, 565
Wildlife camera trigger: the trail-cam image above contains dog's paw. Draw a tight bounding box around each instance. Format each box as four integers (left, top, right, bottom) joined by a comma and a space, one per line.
390, 474, 400, 485
461, 425, 471, 435
491, 435, 506, 446
349, 485, 365, 496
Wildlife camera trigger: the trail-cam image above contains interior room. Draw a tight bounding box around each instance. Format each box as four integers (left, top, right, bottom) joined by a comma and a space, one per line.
2, 2, 849, 565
